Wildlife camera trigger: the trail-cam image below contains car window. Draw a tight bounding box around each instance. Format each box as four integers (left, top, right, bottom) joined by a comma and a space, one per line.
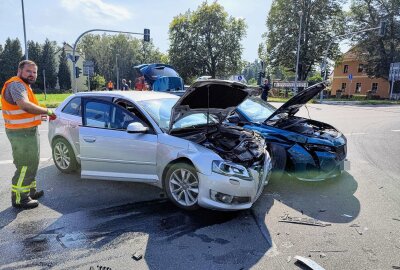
84, 100, 142, 130
62, 97, 81, 116
238, 97, 276, 123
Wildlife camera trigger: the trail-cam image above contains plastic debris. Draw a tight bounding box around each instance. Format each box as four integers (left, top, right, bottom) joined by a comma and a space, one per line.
393, 218, 400, 222
349, 224, 360, 227
294, 255, 326, 270
392, 266, 400, 269
355, 228, 363, 235
279, 214, 331, 227
132, 252, 143, 261
341, 214, 353, 218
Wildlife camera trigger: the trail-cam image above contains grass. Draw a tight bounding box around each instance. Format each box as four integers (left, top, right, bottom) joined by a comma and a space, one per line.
0, 93, 72, 110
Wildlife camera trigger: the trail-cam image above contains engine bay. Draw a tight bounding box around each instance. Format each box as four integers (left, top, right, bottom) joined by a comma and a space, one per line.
172, 125, 265, 167
271, 117, 340, 140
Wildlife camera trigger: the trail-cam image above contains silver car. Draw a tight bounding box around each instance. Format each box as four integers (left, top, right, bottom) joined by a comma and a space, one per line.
48, 80, 271, 210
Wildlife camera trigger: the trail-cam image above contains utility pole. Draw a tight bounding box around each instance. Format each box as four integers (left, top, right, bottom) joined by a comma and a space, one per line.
294, 10, 303, 94
116, 54, 119, 90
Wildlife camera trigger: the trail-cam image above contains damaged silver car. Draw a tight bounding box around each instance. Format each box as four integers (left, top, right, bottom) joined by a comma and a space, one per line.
48, 80, 271, 210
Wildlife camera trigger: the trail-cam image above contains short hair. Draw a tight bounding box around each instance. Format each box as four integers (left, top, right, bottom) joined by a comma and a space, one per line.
18, 60, 37, 70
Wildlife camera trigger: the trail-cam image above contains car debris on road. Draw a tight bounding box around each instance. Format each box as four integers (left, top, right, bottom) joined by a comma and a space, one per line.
279, 214, 331, 227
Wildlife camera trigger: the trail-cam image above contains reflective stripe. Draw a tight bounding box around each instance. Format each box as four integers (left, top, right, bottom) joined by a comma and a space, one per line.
30, 181, 37, 188
15, 166, 28, 204
2, 109, 26, 115
4, 115, 42, 124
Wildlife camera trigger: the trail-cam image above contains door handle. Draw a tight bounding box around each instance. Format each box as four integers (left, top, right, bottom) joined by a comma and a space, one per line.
83, 136, 96, 143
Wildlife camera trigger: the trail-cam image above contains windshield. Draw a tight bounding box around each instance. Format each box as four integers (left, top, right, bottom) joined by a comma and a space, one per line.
138, 98, 218, 131
237, 97, 277, 123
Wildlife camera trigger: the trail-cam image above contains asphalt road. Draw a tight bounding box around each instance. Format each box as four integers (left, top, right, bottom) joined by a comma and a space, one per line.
0, 103, 400, 270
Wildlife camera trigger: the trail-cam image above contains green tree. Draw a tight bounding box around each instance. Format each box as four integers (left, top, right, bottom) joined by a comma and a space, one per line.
88, 74, 106, 90
27, 41, 43, 89
169, 2, 247, 81
58, 47, 71, 91
349, 0, 400, 79
0, 38, 23, 87
40, 39, 58, 90
265, 0, 345, 81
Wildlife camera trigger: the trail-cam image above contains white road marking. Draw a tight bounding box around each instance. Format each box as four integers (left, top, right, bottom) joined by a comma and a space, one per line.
343, 132, 367, 135
0, 157, 51, 165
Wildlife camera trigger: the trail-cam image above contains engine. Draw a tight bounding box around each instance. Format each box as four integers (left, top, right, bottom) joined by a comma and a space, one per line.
180, 125, 265, 167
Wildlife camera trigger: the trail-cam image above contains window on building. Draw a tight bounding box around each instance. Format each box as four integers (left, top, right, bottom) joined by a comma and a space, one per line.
341, 83, 346, 90
343, 65, 349, 73
358, 64, 364, 73
371, 83, 378, 93
355, 83, 362, 93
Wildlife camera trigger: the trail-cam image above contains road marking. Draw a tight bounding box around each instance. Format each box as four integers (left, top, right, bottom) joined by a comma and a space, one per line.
343, 132, 367, 135
391, 130, 400, 132
0, 157, 51, 165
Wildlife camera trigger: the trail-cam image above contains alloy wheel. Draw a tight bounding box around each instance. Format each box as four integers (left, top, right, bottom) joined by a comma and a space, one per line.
168, 168, 199, 207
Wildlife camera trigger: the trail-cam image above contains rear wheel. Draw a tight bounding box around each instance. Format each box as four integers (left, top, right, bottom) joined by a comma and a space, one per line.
52, 137, 77, 173
164, 163, 200, 210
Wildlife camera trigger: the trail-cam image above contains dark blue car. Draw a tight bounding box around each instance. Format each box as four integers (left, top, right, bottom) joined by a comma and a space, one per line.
229, 82, 348, 181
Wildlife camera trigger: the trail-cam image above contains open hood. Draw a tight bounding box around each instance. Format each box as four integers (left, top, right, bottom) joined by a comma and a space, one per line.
169, 80, 250, 132
134, 63, 183, 90
264, 81, 328, 122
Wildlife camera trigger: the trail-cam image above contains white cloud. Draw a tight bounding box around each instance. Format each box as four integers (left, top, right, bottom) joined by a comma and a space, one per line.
60, 0, 131, 24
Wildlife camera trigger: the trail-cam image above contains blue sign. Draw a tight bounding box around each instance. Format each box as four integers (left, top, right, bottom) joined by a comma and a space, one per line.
238, 75, 243, 81
348, 74, 353, 80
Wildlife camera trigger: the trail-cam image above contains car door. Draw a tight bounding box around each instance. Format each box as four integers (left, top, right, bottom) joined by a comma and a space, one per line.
79, 98, 158, 183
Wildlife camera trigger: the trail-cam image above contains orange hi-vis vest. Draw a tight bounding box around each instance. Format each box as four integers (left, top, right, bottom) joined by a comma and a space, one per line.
1, 76, 42, 129
107, 82, 113, 89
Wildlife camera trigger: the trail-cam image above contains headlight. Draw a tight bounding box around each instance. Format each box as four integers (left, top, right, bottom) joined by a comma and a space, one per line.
304, 143, 333, 152
212, 160, 252, 180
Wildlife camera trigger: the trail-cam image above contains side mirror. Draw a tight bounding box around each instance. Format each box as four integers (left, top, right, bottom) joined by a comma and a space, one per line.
127, 122, 149, 133
226, 114, 241, 124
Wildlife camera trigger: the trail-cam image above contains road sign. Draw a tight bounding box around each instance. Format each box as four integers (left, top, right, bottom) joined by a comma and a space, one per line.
83, 61, 94, 76
273, 81, 308, 88
389, 62, 400, 81
348, 74, 353, 80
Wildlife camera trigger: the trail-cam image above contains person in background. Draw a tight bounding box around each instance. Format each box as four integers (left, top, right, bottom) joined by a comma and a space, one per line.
135, 76, 145, 91
1, 60, 57, 209
121, 79, 129, 90
261, 79, 271, 101
106, 80, 114, 90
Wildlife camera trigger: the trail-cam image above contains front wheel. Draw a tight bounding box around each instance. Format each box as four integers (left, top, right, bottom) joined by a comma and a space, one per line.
52, 137, 78, 173
164, 163, 200, 211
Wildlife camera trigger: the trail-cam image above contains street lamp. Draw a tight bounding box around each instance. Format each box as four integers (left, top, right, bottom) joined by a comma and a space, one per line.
21, 0, 28, 60
294, 10, 303, 94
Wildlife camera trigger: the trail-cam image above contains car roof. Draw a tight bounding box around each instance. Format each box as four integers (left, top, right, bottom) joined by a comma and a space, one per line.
74, 90, 179, 102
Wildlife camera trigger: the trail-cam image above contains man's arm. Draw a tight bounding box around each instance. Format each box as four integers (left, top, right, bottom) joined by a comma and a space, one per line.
16, 98, 48, 115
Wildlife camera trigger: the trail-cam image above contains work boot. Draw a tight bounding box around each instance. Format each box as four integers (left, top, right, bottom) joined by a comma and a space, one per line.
30, 189, 44, 200
12, 196, 39, 209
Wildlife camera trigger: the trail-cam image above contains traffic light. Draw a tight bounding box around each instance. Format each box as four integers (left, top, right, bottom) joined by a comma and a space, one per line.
75, 67, 82, 78
144, 28, 150, 42
378, 20, 387, 37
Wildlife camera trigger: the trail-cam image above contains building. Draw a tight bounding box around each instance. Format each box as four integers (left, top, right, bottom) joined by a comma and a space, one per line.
331, 49, 390, 98
54, 43, 86, 91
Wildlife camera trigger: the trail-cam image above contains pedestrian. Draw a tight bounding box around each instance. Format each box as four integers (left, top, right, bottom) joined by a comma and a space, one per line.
1, 60, 57, 209
106, 80, 114, 90
135, 76, 145, 91
261, 79, 271, 101
121, 79, 129, 90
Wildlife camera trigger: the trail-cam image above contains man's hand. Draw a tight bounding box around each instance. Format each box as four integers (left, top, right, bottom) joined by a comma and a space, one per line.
47, 109, 57, 120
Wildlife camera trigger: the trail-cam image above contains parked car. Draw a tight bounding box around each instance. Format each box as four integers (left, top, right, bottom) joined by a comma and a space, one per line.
227, 81, 348, 181
48, 80, 271, 210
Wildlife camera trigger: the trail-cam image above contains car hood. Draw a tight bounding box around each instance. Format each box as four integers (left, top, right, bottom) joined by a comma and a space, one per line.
264, 81, 328, 122
169, 80, 250, 132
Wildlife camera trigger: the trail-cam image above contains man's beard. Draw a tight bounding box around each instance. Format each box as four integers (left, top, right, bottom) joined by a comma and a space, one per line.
21, 76, 36, 85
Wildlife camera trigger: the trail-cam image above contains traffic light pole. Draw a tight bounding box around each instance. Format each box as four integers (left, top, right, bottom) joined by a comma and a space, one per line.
72, 29, 147, 93
320, 23, 385, 102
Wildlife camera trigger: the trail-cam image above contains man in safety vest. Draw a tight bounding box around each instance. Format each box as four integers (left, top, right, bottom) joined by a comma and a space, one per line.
1, 60, 57, 209
106, 80, 114, 90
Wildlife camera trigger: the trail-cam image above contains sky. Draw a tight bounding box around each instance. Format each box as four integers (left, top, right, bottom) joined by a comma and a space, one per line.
0, 0, 273, 62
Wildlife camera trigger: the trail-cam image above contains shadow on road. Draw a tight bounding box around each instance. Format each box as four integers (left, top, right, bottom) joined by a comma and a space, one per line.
0, 163, 273, 269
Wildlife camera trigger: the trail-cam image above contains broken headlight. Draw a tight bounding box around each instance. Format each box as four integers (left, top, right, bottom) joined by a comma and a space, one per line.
212, 160, 252, 180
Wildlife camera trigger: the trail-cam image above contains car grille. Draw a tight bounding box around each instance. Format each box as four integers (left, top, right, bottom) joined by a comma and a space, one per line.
336, 145, 346, 161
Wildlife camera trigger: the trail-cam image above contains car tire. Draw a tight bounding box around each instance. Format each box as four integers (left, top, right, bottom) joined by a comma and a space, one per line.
270, 144, 287, 180
52, 137, 78, 173
164, 162, 200, 211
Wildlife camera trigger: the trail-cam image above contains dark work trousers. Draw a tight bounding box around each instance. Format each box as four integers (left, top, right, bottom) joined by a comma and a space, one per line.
6, 127, 40, 204
261, 89, 269, 101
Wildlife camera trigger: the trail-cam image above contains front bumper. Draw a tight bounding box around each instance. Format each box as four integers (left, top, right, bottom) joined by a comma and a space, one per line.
197, 155, 272, 210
